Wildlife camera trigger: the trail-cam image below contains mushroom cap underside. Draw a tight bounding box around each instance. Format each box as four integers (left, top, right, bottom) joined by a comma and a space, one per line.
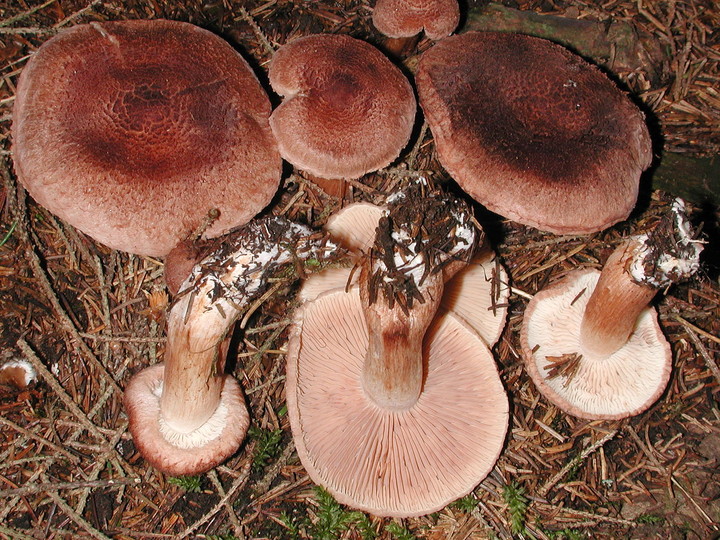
268, 33, 416, 179
520, 268, 672, 420
372, 0, 460, 40
286, 287, 509, 517
124, 364, 249, 476
416, 31, 652, 235
12, 19, 280, 256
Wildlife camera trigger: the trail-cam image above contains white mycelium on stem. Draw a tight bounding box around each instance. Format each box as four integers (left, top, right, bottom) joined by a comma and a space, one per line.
125, 217, 340, 475
580, 198, 703, 358
361, 180, 477, 410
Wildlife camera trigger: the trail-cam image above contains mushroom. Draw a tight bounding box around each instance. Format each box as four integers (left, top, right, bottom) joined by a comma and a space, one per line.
415, 31, 653, 235
12, 19, 281, 257
268, 34, 416, 197
286, 183, 509, 516
520, 199, 703, 419
124, 217, 339, 475
372, 0, 460, 41
302, 190, 510, 347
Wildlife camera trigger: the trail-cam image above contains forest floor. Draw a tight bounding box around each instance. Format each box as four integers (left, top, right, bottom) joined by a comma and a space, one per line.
0, 0, 718, 539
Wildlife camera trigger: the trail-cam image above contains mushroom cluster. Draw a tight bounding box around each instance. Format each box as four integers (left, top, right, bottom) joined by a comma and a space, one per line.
9, 2, 708, 523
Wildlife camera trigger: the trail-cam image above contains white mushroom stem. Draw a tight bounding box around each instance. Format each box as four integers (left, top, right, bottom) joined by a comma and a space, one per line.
360, 264, 444, 411
579, 240, 656, 358
159, 277, 240, 434
579, 198, 702, 359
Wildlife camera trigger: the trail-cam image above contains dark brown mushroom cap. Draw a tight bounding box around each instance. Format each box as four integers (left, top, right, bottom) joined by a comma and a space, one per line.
268, 34, 416, 180
372, 0, 460, 40
12, 20, 281, 256
416, 32, 653, 235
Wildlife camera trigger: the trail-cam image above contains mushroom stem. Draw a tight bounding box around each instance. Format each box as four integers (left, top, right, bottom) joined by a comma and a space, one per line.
360, 266, 444, 410
579, 240, 656, 358
579, 198, 702, 359
160, 287, 235, 433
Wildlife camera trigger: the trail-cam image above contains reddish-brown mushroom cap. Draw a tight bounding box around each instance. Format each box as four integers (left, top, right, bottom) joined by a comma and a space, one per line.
12, 19, 281, 257
268, 34, 416, 180
286, 288, 508, 516
416, 31, 652, 235
372, 0, 460, 40
520, 269, 672, 420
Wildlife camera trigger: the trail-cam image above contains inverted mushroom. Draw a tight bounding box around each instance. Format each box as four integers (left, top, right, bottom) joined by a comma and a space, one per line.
415, 31, 653, 235
372, 0, 460, 41
520, 199, 703, 419
12, 19, 281, 257
124, 217, 339, 476
268, 34, 416, 189
286, 184, 509, 516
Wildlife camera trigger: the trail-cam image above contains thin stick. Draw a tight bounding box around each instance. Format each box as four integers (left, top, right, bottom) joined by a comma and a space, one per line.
178, 454, 253, 539
237, 5, 275, 56
674, 314, 720, 386
45, 489, 113, 540
0, 0, 57, 27
207, 470, 243, 533
538, 429, 618, 497
0, 477, 140, 498
0, 417, 80, 464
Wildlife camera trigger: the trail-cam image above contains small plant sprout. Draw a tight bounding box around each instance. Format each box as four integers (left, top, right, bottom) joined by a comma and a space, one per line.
503, 481, 529, 536
521, 198, 703, 419
124, 217, 340, 476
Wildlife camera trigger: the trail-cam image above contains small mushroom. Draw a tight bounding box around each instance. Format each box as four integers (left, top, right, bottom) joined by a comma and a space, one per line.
372, 0, 460, 41
520, 199, 703, 419
286, 184, 508, 516
268, 34, 416, 196
12, 20, 281, 257
124, 217, 339, 475
415, 31, 652, 235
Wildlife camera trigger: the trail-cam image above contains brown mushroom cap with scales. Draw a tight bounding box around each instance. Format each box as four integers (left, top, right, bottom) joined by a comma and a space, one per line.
268, 34, 416, 180
372, 0, 460, 40
12, 19, 281, 257
416, 31, 653, 235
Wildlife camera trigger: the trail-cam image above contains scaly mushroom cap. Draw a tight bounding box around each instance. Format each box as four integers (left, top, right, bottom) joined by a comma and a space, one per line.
12, 20, 281, 256
124, 364, 249, 476
520, 269, 672, 420
416, 32, 652, 235
372, 0, 460, 40
286, 288, 508, 517
268, 34, 416, 179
